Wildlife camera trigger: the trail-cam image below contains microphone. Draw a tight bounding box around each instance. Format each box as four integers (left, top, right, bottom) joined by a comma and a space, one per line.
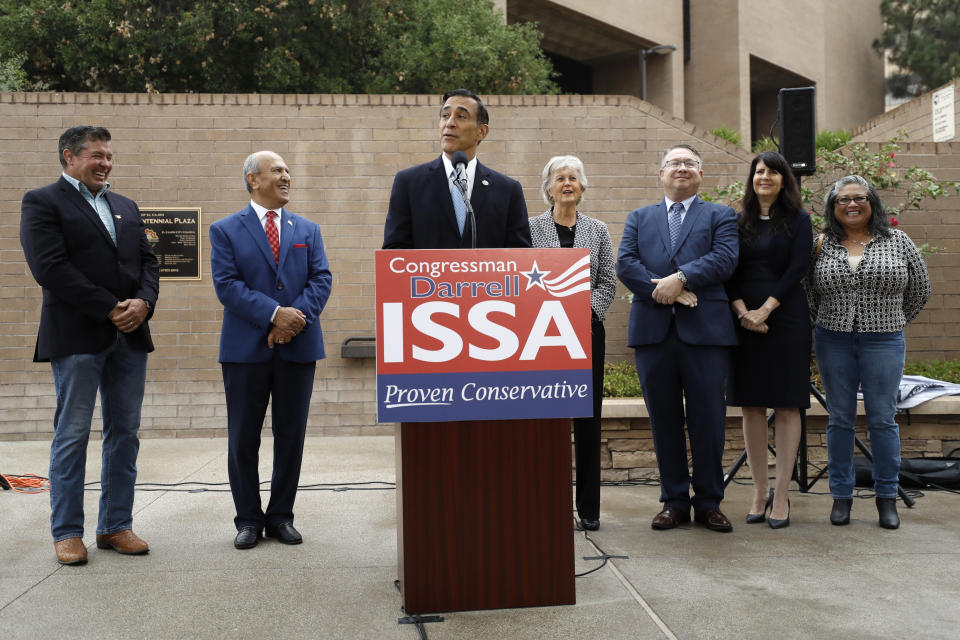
450, 150, 468, 189
449, 151, 477, 248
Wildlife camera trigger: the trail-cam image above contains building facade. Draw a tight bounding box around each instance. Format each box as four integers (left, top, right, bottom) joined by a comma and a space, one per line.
496, 0, 885, 145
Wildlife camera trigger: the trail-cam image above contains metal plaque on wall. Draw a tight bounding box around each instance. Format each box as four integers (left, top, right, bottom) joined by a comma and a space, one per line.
140, 208, 202, 280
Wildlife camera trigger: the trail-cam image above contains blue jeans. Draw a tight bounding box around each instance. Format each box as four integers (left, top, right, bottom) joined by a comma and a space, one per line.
814, 326, 904, 499
48, 335, 147, 541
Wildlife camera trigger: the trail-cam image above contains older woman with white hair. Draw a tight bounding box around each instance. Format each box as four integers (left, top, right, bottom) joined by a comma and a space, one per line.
529, 155, 616, 531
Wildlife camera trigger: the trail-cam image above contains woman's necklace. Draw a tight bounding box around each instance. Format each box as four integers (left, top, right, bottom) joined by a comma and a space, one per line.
555, 210, 577, 231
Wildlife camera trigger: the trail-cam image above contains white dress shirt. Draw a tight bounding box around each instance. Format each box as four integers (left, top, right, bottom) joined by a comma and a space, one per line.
250, 200, 281, 243
442, 154, 477, 200
663, 194, 698, 224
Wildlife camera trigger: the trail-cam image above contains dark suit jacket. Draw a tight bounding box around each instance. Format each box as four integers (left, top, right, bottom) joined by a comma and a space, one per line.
382, 156, 531, 249
617, 196, 739, 347
20, 176, 159, 362
210, 205, 332, 364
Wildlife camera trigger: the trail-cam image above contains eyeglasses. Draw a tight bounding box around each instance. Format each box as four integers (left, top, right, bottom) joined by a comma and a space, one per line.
836, 195, 868, 205
662, 159, 700, 170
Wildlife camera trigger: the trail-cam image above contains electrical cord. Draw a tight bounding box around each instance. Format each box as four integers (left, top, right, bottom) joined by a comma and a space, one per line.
574, 515, 629, 578
0, 473, 49, 493
86, 480, 396, 493
393, 579, 442, 639
0, 475, 395, 494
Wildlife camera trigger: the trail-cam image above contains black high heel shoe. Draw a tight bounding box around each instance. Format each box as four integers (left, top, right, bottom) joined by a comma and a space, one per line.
746, 488, 774, 524
768, 491, 790, 529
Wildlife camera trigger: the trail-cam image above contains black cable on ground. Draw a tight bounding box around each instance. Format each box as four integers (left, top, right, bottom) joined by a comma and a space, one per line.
82, 480, 397, 493
574, 516, 629, 578
394, 579, 443, 639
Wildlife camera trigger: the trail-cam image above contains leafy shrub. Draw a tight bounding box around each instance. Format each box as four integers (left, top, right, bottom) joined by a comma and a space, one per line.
710, 126, 743, 147
904, 360, 960, 384
751, 136, 779, 153
604, 359, 960, 397
815, 129, 852, 151
602, 361, 643, 397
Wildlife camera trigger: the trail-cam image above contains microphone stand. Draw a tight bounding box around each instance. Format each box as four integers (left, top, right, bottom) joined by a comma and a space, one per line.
453, 174, 477, 249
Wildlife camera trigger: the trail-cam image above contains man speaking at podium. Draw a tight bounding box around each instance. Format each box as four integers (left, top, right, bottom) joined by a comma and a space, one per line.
382, 88, 531, 249
382, 91, 579, 613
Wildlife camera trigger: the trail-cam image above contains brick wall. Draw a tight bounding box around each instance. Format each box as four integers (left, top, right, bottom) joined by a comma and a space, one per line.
1, 91, 957, 441
852, 78, 960, 144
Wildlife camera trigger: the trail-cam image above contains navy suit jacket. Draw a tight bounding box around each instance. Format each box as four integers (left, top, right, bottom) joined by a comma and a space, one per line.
210, 205, 332, 364
617, 196, 739, 347
20, 177, 159, 362
382, 156, 531, 249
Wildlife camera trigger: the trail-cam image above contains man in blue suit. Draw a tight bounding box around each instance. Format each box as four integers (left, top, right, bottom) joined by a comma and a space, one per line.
21, 126, 159, 565
382, 88, 531, 249
210, 151, 332, 549
617, 144, 739, 532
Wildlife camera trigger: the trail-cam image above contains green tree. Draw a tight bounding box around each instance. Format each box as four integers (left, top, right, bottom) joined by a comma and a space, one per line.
365, 0, 556, 94
0, 0, 557, 94
873, 0, 960, 97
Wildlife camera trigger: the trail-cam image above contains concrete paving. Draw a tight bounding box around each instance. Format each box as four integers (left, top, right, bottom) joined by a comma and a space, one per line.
1, 435, 959, 639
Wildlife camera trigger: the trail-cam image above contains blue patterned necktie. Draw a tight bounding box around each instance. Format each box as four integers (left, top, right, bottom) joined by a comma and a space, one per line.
450, 170, 467, 235
668, 202, 683, 249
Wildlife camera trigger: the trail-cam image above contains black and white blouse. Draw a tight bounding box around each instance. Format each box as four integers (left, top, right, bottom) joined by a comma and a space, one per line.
806, 228, 931, 333
529, 209, 617, 322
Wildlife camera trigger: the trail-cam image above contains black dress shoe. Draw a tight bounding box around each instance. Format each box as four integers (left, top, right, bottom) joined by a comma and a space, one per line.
746, 488, 774, 524
579, 518, 600, 531
234, 526, 262, 549
265, 522, 303, 545
694, 508, 733, 532
830, 498, 853, 526
876, 497, 900, 530
651, 506, 691, 530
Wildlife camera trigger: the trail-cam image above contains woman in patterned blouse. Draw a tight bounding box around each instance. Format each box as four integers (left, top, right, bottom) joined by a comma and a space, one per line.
529, 155, 617, 532
807, 175, 931, 529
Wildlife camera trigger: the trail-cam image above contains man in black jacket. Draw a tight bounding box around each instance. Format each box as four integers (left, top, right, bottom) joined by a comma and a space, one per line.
382, 88, 531, 249
20, 126, 159, 565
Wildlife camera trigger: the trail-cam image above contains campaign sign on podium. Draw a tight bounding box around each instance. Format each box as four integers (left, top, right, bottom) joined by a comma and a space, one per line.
376, 248, 593, 423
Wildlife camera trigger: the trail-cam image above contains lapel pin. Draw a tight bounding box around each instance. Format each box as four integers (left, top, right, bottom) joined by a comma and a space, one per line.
287, 220, 293, 226
481, 179, 489, 186
114, 215, 121, 219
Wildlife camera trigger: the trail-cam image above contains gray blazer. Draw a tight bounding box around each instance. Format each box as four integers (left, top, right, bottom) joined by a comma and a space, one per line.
529, 209, 617, 321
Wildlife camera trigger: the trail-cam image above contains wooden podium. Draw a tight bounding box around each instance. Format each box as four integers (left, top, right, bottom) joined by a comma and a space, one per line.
395, 417, 576, 614
377, 248, 589, 614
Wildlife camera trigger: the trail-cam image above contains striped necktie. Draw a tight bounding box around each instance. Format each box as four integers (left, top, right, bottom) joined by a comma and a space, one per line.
668, 202, 683, 249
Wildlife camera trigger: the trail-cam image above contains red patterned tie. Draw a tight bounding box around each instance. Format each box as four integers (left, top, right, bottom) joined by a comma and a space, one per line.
265, 210, 279, 264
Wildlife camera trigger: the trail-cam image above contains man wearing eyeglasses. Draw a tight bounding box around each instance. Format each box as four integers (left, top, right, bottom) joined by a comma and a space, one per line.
20, 126, 159, 565
617, 143, 739, 533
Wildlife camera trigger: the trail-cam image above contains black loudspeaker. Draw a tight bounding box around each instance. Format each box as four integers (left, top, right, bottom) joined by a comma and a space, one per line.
778, 87, 816, 176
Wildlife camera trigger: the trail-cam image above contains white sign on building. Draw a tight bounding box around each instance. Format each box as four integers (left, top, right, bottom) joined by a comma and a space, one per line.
932, 86, 955, 143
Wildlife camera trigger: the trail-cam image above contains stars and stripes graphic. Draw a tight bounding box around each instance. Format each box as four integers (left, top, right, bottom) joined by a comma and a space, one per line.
523, 256, 591, 297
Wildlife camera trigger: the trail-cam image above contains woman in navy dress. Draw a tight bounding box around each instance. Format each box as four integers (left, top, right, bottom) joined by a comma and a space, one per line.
726, 151, 812, 529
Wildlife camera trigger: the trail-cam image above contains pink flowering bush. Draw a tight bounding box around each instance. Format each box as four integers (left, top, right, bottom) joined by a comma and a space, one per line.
706, 130, 959, 248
